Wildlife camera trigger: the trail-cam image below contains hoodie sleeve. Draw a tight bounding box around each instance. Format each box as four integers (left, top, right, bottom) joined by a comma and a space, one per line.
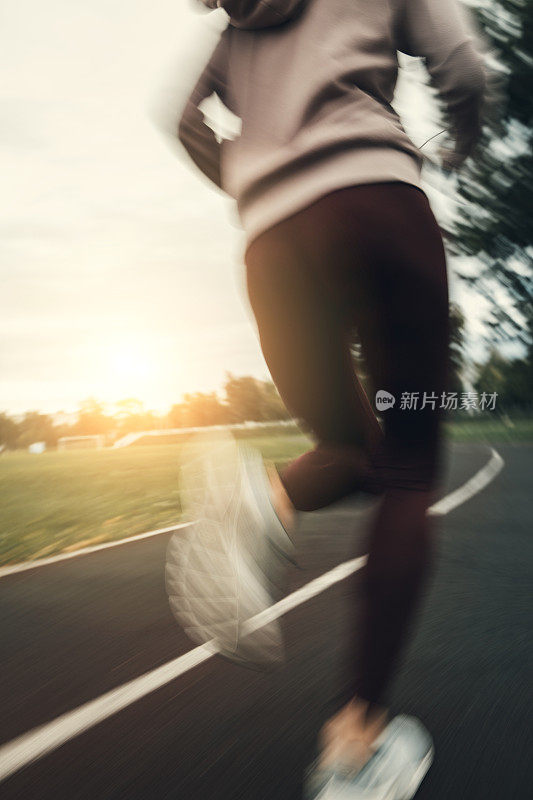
395, 0, 490, 167
178, 36, 229, 190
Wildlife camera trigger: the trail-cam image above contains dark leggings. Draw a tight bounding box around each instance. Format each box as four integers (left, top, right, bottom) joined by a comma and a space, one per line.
244, 182, 450, 707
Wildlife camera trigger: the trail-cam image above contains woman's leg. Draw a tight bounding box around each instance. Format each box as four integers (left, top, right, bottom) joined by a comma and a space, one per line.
245, 197, 385, 512
245, 181, 449, 741
338, 184, 449, 710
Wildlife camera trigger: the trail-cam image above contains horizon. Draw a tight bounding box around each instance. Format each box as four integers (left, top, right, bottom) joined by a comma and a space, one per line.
2, 372, 274, 421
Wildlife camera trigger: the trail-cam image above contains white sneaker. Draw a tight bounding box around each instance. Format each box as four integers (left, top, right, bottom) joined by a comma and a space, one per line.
165, 429, 296, 667
305, 716, 434, 800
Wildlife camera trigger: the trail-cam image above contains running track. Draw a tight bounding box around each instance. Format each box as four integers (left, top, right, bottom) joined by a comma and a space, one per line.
0, 443, 531, 799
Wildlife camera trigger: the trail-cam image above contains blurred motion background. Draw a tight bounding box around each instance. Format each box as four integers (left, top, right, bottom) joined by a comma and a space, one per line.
0, 2, 531, 798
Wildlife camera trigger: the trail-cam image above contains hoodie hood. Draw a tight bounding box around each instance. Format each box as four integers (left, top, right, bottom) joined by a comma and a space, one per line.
198, 0, 308, 30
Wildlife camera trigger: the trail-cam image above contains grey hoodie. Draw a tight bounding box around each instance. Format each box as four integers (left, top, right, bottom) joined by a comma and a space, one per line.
179, 0, 490, 248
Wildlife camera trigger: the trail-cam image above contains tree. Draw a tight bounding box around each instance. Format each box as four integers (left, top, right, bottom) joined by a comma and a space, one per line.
473, 346, 532, 409
223, 373, 266, 422
16, 412, 57, 448
113, 398, 162, 435
74, 397, 114, 436
257, 380, 291, 421
449, 302, 467, 394
499, 356, 533, 407
0, 412, 19, 450
168, 403, 187, 428
439, 0, 533, 352
473, 347, 509, 396
180, 392, 229, 427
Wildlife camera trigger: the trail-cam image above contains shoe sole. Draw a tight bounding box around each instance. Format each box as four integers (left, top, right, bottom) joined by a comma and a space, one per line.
166, 429, 284, 667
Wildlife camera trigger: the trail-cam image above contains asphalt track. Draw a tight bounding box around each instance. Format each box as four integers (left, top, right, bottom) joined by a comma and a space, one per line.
0, 443, 531, 799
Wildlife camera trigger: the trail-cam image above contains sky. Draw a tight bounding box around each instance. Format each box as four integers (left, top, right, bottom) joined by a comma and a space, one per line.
1, 0, 497, 415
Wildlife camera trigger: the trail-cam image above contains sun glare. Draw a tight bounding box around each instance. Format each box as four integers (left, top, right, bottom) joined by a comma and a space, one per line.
110, 344, 152, 380
105, 341, 156, 399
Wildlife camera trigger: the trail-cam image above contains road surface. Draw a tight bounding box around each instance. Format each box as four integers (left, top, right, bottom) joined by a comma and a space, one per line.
0, 443, 531, 799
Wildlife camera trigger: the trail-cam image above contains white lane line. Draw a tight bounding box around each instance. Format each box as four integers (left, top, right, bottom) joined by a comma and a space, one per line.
0, 447, 504, 782
0, 645, 214, 784
0, 523, 189, 580
428, 448, 504, 516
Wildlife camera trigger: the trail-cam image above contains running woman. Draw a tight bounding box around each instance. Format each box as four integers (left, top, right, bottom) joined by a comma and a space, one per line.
165, 1, 491, 796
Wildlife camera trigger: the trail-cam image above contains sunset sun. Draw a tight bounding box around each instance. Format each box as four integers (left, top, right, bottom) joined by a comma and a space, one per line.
105, 341, 156, 397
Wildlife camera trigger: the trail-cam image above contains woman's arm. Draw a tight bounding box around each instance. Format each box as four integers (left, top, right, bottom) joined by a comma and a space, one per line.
178, 36, 229, 189
396, 0, 491, 168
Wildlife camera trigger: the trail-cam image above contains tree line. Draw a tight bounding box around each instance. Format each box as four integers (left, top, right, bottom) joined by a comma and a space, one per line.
0, 373, 290, 450
1, 338, 531, 450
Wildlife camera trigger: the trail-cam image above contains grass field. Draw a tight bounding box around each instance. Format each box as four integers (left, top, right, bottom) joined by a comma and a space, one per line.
0, 433, 312, 567
1, 418, 531, 568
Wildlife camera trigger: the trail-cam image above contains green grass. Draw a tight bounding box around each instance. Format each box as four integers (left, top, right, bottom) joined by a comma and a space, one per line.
1, 419, 531, 568
446, 415, 533, 443
0, 433, 311, 567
